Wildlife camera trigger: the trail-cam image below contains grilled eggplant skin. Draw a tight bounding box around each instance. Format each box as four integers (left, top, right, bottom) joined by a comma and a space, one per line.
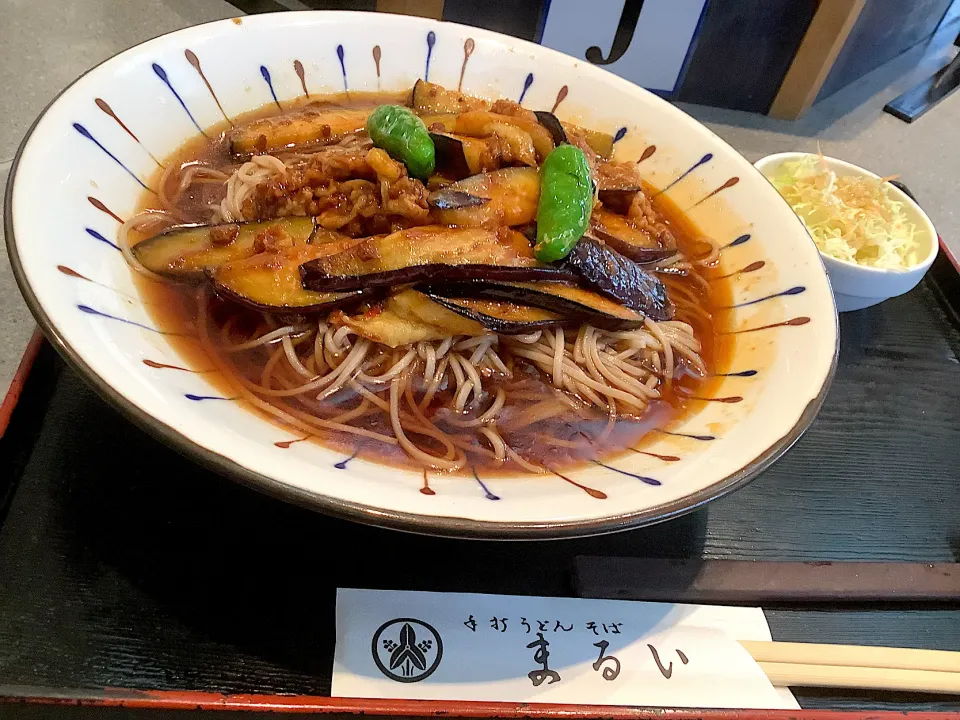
430, 133, 474, 180
422, 293, 564, 334
210, 240, 368, 312
590, 207, 676, 263
228, 108, 370, 157
299, 226, 576, 292
429, 189, 489, 210
419, 280, 646, 331
565, 237, 674, 321
303, 263, 576, 293
133, 216, 317, 280
332, 289, 486, 347
534, 111, 568, 146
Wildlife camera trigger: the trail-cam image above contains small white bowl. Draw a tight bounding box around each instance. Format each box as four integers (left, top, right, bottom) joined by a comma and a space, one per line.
754, 152, 938, 312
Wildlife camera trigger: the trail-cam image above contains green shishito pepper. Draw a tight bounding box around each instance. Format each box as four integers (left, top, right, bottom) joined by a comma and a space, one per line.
534, 144, 593, 263
366, 104, 435, 180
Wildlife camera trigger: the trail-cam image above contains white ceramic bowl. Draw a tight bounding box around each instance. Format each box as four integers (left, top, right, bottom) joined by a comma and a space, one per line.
754, 152, 938, 313
5, 12, 838, 538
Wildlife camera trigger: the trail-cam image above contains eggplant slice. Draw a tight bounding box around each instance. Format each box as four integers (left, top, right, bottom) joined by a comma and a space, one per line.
300, 226, 575, 292
534, 111, 568, 146
454, 111, 555, 162
391, 289, 487, 336
133, 216, 317, 280
430, 133, 475, 180
210, 240, 368, 312
418, 113, 461, 134
420, 280, 646, 331
424, 294, 564, 334
228, 108, 370, 157
413, 80, 490, 114
597, 188, 642, 215
332, 289, 485, 347
565, 237, 674, 321
429, 189, 489, 210
429, 167, 541, 228
515, 222, 538, 244
562, 123, 615, 160
590, 208, 676, 264
595, 161, 645, 211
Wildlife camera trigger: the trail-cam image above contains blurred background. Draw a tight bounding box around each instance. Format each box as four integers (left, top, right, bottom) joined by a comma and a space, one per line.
224, 0, 960, 119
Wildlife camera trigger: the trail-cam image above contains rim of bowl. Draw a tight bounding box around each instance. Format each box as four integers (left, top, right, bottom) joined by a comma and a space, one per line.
754, 151, 939, 276
4, 11, 840, 540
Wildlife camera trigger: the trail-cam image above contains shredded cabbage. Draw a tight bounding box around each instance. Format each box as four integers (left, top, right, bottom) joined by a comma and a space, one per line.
770, 155, 919, 269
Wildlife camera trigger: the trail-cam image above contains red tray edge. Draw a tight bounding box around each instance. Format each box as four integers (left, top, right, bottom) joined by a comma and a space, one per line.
941, 234, 960, 275
0, 326, 42, 439
2, 686, 957, 718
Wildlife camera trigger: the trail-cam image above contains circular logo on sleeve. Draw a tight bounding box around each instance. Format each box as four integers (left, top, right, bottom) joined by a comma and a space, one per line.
371, 618, 443, 683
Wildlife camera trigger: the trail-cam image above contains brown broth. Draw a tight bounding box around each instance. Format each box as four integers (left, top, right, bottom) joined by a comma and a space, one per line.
132, 95, 734, 476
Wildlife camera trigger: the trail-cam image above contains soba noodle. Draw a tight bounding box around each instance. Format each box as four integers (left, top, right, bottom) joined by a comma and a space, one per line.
126, 89, 723, 474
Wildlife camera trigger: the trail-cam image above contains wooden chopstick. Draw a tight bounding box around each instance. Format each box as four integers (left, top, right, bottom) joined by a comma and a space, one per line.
741, 640, 960, 673
757, 662, 960, 694
740, 642, 960, 694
